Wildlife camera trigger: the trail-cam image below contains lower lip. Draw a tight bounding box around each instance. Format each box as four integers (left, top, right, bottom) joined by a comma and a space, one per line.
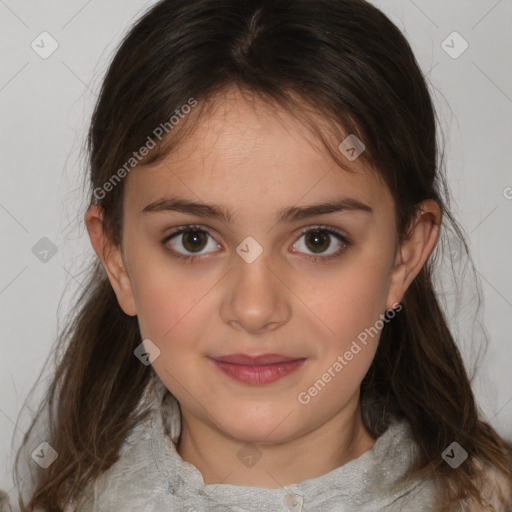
210, 359, 306, 385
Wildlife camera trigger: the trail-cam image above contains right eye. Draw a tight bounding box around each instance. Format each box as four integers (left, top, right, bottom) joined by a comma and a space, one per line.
162, 225, 222, 261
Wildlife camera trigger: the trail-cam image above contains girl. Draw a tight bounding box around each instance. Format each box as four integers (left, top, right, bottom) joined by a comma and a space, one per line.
12, 0, 512, 510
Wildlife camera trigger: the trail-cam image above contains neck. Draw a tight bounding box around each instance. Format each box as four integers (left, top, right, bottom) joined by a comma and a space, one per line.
176, 397, 376, 488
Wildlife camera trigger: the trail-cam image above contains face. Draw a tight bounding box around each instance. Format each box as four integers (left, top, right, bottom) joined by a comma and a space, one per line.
105, 87, 406, 444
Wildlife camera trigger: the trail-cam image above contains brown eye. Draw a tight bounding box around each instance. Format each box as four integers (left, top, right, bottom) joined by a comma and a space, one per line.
291, 227, 349, 260
164, 226, 221, 259
304, 230, 331, 254
182, 230, 208, 253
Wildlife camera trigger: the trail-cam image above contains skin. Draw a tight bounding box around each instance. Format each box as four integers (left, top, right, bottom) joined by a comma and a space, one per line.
86, 86, 441, 488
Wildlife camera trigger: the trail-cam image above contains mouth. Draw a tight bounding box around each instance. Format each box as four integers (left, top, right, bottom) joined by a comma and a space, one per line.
208, 353, 306, 385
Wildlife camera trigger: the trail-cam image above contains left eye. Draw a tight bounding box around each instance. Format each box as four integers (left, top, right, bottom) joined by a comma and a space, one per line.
291, 227, 349, 258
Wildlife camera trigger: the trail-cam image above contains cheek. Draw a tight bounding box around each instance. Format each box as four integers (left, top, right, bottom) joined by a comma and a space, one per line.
125, 236, 207, 334
133, 273, 207, 392
136, 287, 204, 347
129, 249, 202, 343
301, 258, 391, 347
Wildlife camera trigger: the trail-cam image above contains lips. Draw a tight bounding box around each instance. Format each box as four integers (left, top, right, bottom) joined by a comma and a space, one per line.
212, 353, 301, 365
209, 353, 306, 385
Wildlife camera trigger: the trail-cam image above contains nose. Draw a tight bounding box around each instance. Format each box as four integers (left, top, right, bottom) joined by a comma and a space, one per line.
219, 250, 292, 334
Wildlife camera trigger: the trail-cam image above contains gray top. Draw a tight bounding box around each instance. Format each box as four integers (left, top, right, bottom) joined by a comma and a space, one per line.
10, 371, 510, 511
70, 371, 438, 512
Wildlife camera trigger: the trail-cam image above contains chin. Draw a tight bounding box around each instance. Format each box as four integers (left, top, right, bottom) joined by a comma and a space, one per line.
215, 406, 301, 445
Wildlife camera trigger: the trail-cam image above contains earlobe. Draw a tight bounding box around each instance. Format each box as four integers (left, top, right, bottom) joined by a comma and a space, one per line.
84, 205, 137, 316
386, 199, 441, 310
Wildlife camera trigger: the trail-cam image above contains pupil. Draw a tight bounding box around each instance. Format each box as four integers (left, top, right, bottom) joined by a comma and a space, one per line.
183, 230, 207, 252
306, 231, 330, 253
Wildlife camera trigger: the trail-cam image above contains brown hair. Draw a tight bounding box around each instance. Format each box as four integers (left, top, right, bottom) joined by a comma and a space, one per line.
13, 0, 511, 510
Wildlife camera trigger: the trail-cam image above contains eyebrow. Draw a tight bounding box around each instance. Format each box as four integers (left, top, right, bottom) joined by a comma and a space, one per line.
141, 196, 373, 223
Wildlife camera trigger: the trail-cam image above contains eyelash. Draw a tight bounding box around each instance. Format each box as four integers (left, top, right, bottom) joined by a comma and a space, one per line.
161, 224, 351, 263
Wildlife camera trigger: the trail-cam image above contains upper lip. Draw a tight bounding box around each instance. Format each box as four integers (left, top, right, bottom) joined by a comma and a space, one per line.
210, 354, 305, 365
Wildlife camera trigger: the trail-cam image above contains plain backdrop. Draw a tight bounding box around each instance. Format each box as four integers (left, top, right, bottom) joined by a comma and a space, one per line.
1, 0, 511, 498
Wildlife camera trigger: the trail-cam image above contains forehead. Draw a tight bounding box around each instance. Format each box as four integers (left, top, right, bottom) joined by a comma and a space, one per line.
124, 87, 393, 220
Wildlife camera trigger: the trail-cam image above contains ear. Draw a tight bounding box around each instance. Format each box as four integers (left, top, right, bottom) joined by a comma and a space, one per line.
85, 204, 137, 316
386, 199, 441, 309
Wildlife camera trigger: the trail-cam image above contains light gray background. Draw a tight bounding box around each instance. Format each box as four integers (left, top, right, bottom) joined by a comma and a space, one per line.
1, 0, 511, 499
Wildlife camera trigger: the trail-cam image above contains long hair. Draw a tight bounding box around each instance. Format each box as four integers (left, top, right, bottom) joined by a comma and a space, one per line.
13, 0, 511, 510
